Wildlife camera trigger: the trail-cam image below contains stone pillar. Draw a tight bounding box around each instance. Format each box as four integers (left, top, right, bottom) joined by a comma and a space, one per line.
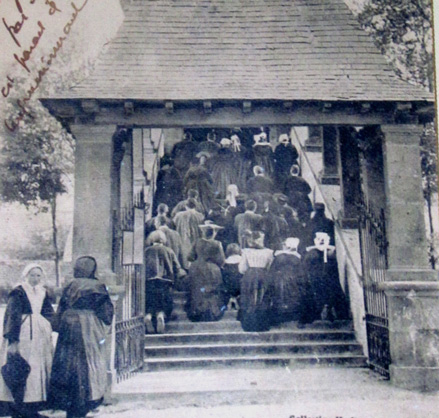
319, 126, 340, 185
337, 127, 360, 228
379, 124, 439, 391
71, 124, 126, 395
71, 124, 119, 282
304, 126, 323, 152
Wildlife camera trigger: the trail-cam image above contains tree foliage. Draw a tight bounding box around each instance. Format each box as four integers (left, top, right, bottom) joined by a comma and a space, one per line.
0, 40, 93, 283
358, 0, 434, 91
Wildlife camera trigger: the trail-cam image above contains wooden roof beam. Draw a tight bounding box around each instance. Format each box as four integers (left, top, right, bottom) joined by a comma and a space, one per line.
165, 101, 174, 114
81, 99, 100, 114
124, 101, 134, 116
203, 101, 212, 114
322, 102, 333, 113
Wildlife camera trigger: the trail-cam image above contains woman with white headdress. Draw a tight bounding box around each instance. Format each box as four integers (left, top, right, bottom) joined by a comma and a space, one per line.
251, 131, 275, 178
238, 230, 274, 332
273, 134, 299, 188
269, 238, 307, 325
0, 263, 54, 418
303, 232, 349, 323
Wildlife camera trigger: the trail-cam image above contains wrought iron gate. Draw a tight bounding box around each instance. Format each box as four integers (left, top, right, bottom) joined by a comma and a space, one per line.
114, 195, 145, 382
358, 193, 391, 378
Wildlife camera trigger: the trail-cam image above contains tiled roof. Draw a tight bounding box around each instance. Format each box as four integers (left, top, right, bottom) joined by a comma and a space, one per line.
54, 0, 432, 102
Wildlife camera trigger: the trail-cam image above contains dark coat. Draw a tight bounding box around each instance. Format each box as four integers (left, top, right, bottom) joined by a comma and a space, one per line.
269, 252, 306, 323
49, 278, 114, 415
262, 211, 287, 251
283, 176, 313, 219
144, 244, 181, 317
171, 140, 198, 175
184, 166, 215, 213
273, 143, 299, 186
302, 249, 349, 322
308, 213, 336, 246
252, 145, 275, 178
153, 166, 183, 215
209, 148, 239, 199
234, 211, 263, 248
246, 175, 275, 195
186, 239, 226, 322
145, 243, 181, 283
158, 226, 186, 269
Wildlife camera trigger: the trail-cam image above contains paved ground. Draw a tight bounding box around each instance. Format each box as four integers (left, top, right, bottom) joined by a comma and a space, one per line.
86, 367, 439, 418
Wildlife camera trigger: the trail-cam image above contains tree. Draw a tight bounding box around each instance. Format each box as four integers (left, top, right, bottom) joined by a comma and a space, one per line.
358, 0, 434, 91
0, 85, 74, 285
358, 0, 437, 267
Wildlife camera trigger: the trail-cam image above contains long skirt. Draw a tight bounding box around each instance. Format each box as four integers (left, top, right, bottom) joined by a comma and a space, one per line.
48, 309, 107, 416
239, 268, 271, 332
270, 272, 305, 324
0, 314, 53, 404
186, 261, 226, 322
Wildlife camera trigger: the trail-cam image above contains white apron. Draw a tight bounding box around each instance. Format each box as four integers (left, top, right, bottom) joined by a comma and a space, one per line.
0, 284, 53, 403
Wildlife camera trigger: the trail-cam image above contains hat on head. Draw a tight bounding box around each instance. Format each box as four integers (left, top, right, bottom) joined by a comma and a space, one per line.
74, 256, 97, 279
253, 165, 264, 176
314, 202, 325, 211
220, 137, 232, 147
279, 134, 289, 144
196, 151, 211, 160
284, 237, 300, 251
290, 164, 300, 176
253, 132, 268, 144
199, 220, 224, 230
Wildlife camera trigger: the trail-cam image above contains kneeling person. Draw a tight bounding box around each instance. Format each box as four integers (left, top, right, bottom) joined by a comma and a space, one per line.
145, 230, 185, 333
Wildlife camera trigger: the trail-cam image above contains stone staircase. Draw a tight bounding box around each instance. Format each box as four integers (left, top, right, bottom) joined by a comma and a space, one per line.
143, 291, 367, 371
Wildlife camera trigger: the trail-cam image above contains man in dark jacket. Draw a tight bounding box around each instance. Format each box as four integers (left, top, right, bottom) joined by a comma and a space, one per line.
144, 231, 184, 333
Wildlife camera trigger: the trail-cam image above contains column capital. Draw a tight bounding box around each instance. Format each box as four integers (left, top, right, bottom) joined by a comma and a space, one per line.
380, 124, 424, 145
70, 124, 118, 144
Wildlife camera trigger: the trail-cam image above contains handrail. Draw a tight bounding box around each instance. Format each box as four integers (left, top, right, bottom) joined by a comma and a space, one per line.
291, 127, 363, 282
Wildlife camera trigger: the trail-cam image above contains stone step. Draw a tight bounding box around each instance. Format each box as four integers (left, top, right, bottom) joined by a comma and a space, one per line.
165, 319, 242, 333
143, 353, 367, 371
163, 319, 352, 334
144, 329, 357, 346
168, 309, 237, 322
144, 341, 363, 358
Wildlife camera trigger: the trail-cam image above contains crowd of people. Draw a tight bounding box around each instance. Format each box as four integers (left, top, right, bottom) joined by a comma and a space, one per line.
145, 129, 349, 334
0, 258, 113, 418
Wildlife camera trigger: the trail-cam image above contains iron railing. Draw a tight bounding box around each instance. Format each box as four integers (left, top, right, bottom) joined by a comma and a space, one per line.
358, 193, 390, 378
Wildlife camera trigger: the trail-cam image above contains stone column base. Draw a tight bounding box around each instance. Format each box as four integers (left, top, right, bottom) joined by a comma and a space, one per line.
390, 365, 439, 392
381, 278, 439, 392
337, 216, 358, 229
319, 173, 340, 185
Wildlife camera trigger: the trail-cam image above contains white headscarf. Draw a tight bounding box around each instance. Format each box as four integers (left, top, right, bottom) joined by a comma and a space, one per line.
306, 232, 335, 263
20, 263, 46, 298
279, 134, 290, 144
21, 263, 46, 282
226, 184, 239, 207
230, 135, 241, 152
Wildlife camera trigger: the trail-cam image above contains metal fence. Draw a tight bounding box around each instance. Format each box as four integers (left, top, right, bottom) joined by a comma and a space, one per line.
358, 193, 390, 378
